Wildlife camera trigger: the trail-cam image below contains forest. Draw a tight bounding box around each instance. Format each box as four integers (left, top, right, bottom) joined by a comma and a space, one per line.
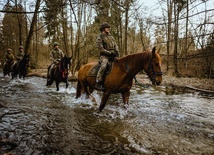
0, 0, 213, 78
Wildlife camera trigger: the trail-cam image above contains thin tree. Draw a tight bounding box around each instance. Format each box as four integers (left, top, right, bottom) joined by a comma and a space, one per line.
25, 0, 41, 54
167, 0, 173, 71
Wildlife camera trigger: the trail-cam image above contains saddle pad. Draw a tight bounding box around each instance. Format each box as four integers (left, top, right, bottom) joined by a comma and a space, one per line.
88, 63, 113, 77
88, 64, 100, 76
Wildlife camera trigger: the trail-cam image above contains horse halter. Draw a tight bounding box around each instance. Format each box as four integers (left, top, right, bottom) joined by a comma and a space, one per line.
146, 53, 163, 84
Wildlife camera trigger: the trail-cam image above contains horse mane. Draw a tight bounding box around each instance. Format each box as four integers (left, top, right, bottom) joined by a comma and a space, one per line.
118, 51, 150, 70
59, 56, 71, 71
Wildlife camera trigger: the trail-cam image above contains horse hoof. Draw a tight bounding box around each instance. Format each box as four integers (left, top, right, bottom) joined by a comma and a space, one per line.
97, 108, 102, 113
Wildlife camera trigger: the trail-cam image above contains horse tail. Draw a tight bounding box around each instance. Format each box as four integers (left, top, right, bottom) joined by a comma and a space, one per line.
76, 80, 82, 98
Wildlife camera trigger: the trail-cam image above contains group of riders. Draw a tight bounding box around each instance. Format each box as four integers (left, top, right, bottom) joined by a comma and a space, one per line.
3, 22, 119, 91
3, 46, 25, 73
46, 22, 119, 91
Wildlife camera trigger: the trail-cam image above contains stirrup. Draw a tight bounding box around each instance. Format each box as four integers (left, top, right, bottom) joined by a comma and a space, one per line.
95, 82, 104, 91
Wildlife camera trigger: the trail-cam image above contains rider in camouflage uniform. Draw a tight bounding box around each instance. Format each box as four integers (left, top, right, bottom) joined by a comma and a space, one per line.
16, 45, 25, 61
4, 48, 14, 66
95, 22, 119, 91
46, 42, 64, 85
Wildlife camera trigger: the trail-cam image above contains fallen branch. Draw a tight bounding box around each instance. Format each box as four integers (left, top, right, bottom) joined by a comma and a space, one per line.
186, 85, 214, 93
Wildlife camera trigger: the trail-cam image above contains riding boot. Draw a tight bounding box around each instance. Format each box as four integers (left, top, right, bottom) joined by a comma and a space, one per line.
95, 82, 104, 91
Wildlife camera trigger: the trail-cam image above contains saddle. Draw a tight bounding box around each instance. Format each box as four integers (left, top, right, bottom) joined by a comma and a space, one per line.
88, 61, 113, 77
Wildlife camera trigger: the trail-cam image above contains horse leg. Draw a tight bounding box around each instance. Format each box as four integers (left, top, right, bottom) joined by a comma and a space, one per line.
89, 87, 94, 94
19, 74, 21, 79
76, 80, 83, 98
66, 78, 69, 89
56, 81, 59, 91
99, 91, 111, 112
121, 90, 130, 105
83, 83, 91, 98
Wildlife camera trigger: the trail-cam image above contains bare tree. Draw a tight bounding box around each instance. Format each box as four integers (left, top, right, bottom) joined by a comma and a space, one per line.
25, 0, 41, 54
167, 0, 173, 71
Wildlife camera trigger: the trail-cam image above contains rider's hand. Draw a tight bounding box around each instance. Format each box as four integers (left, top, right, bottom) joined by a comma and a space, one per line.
110, 51, 116, 57
114, 57, 118, 61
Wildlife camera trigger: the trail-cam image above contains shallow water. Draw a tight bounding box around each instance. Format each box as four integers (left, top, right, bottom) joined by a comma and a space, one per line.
0, 74, 213, 155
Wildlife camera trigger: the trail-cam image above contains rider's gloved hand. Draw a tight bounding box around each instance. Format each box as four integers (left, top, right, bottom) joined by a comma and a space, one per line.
110, 51, 116, 57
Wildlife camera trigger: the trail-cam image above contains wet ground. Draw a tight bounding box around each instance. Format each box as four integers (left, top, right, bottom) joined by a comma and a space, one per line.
0, 73, 214, 155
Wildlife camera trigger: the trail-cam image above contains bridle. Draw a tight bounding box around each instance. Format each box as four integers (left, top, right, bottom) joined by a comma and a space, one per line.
146, 53, 163, 83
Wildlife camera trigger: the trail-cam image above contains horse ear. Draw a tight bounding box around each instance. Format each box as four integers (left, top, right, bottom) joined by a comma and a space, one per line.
152, 47, 156, 54
152, 47, 156, 58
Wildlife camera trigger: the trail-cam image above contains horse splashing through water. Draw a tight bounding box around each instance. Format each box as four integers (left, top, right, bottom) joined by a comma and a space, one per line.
76, 47, 163, 112
12, 53, 30, 80
46, 56, 72, 91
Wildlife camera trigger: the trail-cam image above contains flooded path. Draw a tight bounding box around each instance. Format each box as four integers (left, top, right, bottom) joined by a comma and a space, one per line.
0, 74, 213, 155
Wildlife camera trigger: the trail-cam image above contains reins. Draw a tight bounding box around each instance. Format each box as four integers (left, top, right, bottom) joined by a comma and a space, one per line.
134, 76, 149, 88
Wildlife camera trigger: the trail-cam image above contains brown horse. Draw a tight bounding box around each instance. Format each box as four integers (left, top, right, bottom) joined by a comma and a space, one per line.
76, 47, 162, 112
11, 53, 30, 80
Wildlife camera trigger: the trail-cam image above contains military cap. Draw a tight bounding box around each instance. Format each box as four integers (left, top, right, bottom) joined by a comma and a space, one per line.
53, 42, 59, 47
19, 45, 24, 49
7, 48, 12, 52
99, 22, 110, 31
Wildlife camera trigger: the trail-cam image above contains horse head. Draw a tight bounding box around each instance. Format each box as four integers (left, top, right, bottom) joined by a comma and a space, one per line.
146, 47, 162, 85
60, 55, 72, 70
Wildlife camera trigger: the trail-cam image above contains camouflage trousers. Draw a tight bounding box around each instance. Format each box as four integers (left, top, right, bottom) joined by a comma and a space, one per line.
96, 55, 109, 82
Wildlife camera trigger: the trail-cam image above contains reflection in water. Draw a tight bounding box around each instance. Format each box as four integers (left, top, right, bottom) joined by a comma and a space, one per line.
0, 75, 213, 154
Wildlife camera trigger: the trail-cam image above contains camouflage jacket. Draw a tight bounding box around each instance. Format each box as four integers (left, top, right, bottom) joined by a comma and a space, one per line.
49, 48, 64, 63
96, 33, 119, 57
16, 51, 25, 61
4, 53, 14, 62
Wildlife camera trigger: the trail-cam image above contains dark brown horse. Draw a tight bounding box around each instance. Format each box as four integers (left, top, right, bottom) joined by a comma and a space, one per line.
11, 53, 30, 80
76, 47, 163, 112
3, 60, 14, 77
46, 56, 72, 91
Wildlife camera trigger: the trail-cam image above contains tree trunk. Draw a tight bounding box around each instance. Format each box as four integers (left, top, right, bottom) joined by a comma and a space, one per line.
174, 3, 179, 76
62, 1, 69, 56
124, 1, 129, 55
167, 0, 172, 71
184, 0, 189, 56
25, 0, 41, 54
15, 0, 22, 46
